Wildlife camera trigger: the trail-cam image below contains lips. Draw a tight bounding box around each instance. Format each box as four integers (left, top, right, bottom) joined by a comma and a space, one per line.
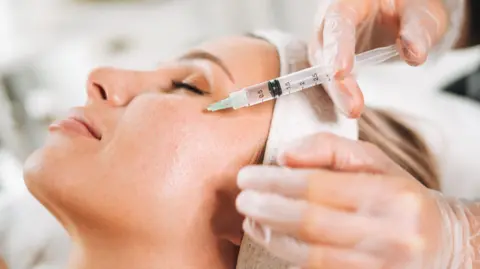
49, 109, 102, 140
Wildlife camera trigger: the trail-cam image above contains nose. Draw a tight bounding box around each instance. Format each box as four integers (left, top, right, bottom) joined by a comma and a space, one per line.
86, 67, 150, 106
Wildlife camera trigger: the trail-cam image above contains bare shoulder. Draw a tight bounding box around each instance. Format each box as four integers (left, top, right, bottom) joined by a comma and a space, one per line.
0, 257, 7, 269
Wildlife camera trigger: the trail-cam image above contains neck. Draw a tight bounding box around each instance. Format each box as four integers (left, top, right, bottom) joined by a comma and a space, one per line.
68, 234, 238, 269
68, 238, 163, 269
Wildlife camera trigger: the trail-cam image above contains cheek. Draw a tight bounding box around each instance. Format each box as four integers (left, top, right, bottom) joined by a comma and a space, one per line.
110, 96, 270, 186
102, 97, 269, 220
26, 94, 272, 237
102, 98, 207, 206
108, 97, 208, 185
84, 98, 231, 232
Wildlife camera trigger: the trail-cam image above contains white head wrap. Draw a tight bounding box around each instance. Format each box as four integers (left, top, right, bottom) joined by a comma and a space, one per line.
236, 30, 358, 268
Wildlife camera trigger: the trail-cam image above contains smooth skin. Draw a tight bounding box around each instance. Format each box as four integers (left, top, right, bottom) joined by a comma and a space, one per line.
24, 36, 280, 269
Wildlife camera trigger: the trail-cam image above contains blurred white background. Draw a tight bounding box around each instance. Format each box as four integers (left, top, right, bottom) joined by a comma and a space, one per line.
0, 1, 479, 268
0, 0, 479, 209
0, 0, 322, 199
0, 2, 327, 268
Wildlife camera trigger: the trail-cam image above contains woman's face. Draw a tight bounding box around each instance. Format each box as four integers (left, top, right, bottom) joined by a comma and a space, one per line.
24, 36, 279, 268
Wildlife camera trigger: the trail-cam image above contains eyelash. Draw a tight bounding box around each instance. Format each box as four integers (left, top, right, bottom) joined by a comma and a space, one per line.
171, 80, 205, 95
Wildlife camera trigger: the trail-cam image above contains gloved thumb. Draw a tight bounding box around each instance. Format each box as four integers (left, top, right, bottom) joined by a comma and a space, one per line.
277, 133, 409, 177
398, 0, 448, 66
309, 44, 364, 118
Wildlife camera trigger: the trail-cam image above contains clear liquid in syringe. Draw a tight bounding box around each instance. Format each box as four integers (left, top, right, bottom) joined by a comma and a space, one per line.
244, 66, 332, 106
207, 45, 398, 112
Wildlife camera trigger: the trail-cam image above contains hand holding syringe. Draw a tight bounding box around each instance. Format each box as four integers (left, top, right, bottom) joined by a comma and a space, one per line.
207, 45, 399, 112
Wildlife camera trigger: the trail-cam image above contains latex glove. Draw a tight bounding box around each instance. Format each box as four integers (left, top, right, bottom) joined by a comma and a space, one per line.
310, 0, 466, 118
236, 133, 480, 268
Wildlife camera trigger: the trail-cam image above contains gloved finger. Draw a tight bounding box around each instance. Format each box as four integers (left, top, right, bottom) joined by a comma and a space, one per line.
277, 133, 408, 177
246, 219, 425, 269
237, 166, 313, 199
309, 43, 364, 118
237, 166, 388, 208
242, 218, 310, 265
244, 220, 383, 269
237, 188, 422, 257
238, 166, 403, 212
236, 189, 391, 247
325, 75, 364, 118
314, 0, 373, 74
398, 0, 448, 66
315, 0, 370, 118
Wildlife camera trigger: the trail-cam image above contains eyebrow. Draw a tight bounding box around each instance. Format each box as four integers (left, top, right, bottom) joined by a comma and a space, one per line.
179, 50, 234, 82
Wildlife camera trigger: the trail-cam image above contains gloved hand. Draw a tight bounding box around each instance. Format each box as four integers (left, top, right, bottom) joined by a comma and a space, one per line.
236, 133, 479, 268
310, 0, 466, 118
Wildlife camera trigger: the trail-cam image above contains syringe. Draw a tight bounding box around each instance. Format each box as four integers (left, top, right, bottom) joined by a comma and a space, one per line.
207, 45, 399, 112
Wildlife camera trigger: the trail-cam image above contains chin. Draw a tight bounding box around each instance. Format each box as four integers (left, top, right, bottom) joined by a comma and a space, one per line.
24, 134, 91, 195
24, 153, 63, 217
22, 149, 63, 224
23, 146, 89, 235
24, 147, 50, 194
23, 145, 73, 207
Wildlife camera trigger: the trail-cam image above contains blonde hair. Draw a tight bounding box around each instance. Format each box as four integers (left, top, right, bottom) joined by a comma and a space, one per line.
254, 106, 440, 190
359, 108, 440, 190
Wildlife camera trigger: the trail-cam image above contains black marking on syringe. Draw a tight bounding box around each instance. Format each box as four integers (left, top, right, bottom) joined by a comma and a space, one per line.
312, 73, 319, 84
299, 81, 306, 89
268, 79, 282, 98
285, 81, 291, 94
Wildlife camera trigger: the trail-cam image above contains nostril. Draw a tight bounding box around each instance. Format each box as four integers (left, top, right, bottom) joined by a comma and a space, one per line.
94, 83, 107, 100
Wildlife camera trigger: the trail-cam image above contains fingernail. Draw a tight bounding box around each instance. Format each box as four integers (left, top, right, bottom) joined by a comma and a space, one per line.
325, 82, 351, 116
236, 190, 306, 223
399, 35, 427, 66
400, 36, 417, 58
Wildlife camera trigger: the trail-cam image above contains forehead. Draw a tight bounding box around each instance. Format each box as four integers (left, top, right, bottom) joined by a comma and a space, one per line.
192, 36, 281, 89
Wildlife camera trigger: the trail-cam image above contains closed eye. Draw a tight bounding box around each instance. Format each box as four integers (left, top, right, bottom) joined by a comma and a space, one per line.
171, 80, 206, 95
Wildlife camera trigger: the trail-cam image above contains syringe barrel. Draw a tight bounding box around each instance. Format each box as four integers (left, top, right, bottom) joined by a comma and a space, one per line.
229, 45, 398, 110
239, 81, 275, 108
234, 65, 332, 109
275, 65, 332, 96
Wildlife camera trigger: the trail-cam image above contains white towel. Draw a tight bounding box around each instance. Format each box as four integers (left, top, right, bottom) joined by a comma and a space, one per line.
236, 30, 358, 269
